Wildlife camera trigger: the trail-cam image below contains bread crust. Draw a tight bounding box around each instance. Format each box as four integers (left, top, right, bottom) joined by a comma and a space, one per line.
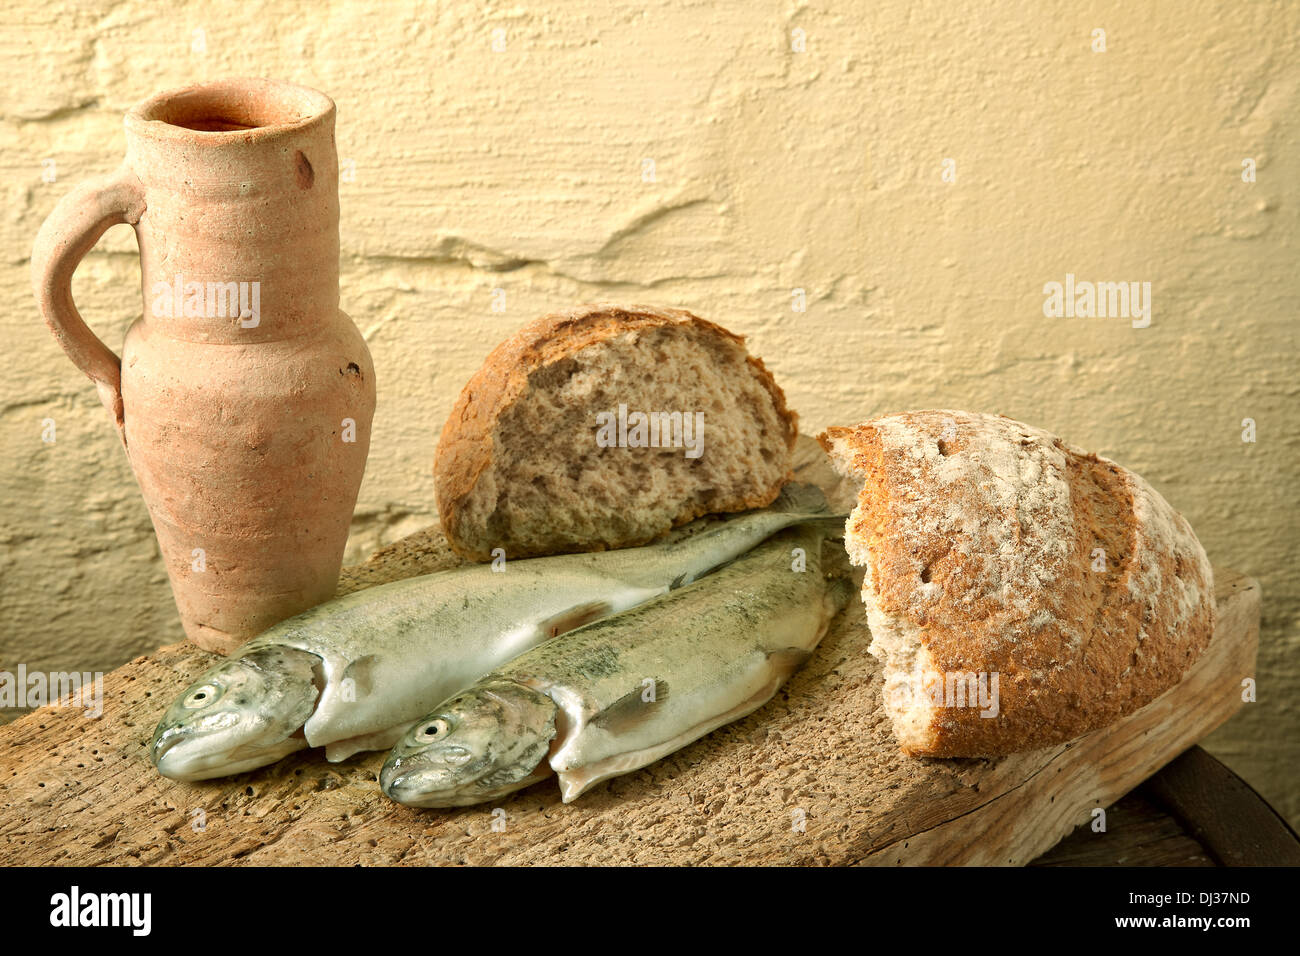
435, 304, 798, 560
819, 410, 1215, 757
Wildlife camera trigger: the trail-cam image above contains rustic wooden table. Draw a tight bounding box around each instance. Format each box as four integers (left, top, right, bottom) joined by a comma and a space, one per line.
0, 439, 1270, 865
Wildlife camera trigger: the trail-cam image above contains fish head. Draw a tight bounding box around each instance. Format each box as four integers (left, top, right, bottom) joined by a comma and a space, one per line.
381, 679, 557, 808
150, 645, 320, 781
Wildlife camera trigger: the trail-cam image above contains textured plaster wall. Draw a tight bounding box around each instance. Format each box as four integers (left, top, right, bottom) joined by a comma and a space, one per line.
2, 2, 1297, 823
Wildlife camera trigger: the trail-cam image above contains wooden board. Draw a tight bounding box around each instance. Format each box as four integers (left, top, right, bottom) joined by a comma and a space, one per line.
0, 440, 1260, 866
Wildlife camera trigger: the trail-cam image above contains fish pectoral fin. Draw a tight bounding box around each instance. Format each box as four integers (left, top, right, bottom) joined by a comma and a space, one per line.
559, 667, 800, 804
766, 647, 814, 679
323, 724, 408, 763
539, 600, 615, 639
589, 679, 669, 736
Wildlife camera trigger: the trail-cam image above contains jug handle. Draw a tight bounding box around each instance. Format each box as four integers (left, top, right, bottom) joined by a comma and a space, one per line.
31, 164, 146, 445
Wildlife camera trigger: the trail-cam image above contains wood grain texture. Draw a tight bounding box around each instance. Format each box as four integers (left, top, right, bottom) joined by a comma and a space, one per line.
0, 440, 1259, 865
1029, 786, 1215, 867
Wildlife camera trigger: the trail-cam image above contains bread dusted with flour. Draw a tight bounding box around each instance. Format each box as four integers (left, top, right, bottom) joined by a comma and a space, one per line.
436, 305, 798, 561
819, 410, 1214, 757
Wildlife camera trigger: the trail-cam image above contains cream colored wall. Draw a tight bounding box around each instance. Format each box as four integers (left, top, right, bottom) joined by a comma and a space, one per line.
3, 1, 1297, 824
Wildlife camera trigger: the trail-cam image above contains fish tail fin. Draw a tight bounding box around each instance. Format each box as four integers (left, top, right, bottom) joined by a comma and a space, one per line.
811, 514, 849, 536
770, 483, 849, 534
769, 481, 831, 516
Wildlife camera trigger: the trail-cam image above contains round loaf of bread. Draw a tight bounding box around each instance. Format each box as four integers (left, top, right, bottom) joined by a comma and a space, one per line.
818, 410, 1215, 757
436, 304, 798, 560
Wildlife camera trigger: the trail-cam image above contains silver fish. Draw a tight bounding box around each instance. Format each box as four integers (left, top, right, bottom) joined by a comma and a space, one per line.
151, 484, 835, 781
380, 523, 851, 808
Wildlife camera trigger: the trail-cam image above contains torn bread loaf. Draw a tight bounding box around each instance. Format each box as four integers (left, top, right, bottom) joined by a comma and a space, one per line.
819, 410, 1214, 757
436, 304, 798, 560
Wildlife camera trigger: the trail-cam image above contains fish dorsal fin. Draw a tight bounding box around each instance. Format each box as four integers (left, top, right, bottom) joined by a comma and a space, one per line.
590, 678, 669, 736
538, 600, 614, 639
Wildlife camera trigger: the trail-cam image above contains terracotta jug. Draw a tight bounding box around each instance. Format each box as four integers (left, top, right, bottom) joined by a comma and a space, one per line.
32, 78, 375, 654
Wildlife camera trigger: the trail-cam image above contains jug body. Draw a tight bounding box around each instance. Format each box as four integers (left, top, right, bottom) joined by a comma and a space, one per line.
32, 78, 376, 653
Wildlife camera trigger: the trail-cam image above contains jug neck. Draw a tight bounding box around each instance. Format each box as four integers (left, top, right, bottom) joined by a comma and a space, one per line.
123, 80, 342, 343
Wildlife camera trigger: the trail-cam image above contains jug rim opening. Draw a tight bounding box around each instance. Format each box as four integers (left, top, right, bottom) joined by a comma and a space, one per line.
126, 78, 334, 143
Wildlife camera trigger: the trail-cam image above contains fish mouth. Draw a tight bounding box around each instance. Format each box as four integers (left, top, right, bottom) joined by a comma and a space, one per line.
150, 718, 218, 779
151, 721, 307, 782
379, 751, 482, 808
380, 747, 554, 808
380, 756, 447, 806
381, 772, 496, 809
150, 727, 185, 766
381, 775, 456, 808
152, 731, 228, 782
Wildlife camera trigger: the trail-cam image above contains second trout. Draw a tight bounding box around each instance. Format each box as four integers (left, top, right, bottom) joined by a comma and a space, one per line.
381, 523, 852, 807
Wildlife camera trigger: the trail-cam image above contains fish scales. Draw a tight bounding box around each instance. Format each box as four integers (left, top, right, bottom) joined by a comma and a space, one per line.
240, 563, 655, 750
509, 527, 850, 799
503, 566, 819, 697
151, 483, 838, 781
381, 523, 852, 807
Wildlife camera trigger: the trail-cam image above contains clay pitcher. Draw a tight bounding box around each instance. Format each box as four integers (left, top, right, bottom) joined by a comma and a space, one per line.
32, 78, 375, 654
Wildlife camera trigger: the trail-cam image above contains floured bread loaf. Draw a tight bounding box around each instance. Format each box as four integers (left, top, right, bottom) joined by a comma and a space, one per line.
436, 304, 797, 560
819, 410, 1214, 757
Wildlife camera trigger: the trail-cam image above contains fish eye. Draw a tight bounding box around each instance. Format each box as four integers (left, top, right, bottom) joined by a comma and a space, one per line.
416, 718, 451, 742
184, 684, 221, 709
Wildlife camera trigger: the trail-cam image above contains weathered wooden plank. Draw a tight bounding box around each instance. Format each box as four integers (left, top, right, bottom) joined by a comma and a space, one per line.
0, 441, 1259, 865
1029, 786, 1215, 868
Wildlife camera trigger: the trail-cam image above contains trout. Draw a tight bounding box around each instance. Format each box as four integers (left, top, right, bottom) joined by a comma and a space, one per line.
380, 524, 851, 807
151, 484, 835, 781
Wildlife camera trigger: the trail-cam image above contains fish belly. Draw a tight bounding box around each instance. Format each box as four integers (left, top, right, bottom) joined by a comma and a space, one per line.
548, 602, 836, 802
300, 574, 665, 756
551, 655, 788, 802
